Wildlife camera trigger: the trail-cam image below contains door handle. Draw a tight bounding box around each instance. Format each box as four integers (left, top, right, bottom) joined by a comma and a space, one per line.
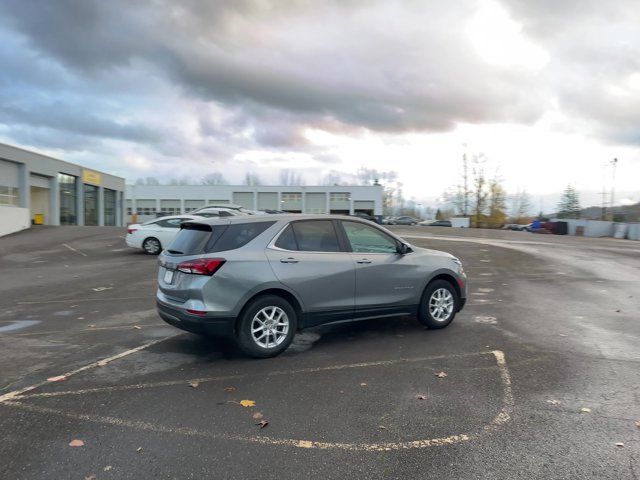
356, 258, 372, 264
280, 257, 299, 264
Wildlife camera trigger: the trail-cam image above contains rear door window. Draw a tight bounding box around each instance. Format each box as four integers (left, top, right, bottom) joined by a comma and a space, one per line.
205, 221, 275, 253
290, 220, 341, 252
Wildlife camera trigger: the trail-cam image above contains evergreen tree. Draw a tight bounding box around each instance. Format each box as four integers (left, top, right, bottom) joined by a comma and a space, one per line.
557, 185, 581, 218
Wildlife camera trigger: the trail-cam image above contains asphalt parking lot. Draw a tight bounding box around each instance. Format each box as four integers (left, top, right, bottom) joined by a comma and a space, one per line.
1, 226, 639, 479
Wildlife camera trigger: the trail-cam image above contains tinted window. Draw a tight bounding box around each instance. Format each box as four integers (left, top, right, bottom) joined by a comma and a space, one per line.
274, 225, 298, 250
168, 225, 211, 254
205, 221, 275, 253
291, 221, 341, 252
343, 221, 397, 253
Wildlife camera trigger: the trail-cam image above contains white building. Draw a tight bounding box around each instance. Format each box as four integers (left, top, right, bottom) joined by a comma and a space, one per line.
0, 143, 126, 236
125, 184, 383, 223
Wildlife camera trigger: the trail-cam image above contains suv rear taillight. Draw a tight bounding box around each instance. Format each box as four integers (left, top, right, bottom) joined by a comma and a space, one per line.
177, 258, 226, 276
127, 228, 137, 234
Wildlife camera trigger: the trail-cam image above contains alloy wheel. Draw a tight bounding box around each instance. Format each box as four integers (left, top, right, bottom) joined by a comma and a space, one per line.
251, 306, 289, 349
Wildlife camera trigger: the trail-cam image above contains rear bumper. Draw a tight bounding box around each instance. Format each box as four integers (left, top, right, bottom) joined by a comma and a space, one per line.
157, 301, 235, 338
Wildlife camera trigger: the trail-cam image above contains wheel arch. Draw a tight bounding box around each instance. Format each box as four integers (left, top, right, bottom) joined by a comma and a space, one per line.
235, 286, 304, 334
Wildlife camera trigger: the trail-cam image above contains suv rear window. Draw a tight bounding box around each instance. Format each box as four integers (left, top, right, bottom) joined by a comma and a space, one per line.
168, 223, 212, 255
205, 221, 274, 253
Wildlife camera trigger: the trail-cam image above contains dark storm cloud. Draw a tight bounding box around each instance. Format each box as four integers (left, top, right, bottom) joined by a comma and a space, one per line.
0, 0, 638, 159
0, 0, 544, 140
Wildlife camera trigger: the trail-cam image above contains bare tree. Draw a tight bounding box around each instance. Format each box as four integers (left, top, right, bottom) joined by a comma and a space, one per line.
471, 155, 488, 227
201, 172, 228, 185
279, 169, 306, 186
461, 149, 470, 216
510, 188, 532, 220
168, 177, 191, 186
321, 172, 343, 186
243, 172, 262, 186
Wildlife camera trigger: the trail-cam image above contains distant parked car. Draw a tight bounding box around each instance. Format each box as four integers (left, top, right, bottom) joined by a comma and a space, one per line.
193, 207, 249, 218
126, 215, 205, 255
502, 224, 530, 231
420, 220, 452, 227
393, 216, 419, 225
382, 216, 397, 225
192, 204, 254, 215
351, 212, 380, 224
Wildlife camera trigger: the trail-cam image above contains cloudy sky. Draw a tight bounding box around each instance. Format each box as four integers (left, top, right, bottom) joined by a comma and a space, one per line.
1, 0, 639, 208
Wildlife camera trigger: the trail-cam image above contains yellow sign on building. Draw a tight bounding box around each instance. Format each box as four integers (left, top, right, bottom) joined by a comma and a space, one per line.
82, 169, 101, 185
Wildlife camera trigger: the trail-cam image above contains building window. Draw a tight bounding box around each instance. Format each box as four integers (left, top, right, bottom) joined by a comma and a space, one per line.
281, 193, 302, 203
58, 174, 77, 225
104, 188, 116, 226
330, 193, 350, 202
136, 207, 154, 216
0, 185, 19, 206
126, 207, 132, 215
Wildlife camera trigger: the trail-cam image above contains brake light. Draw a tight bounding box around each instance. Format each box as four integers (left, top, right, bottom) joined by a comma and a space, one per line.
177, 258, 226, 276
127, 228, 138, 234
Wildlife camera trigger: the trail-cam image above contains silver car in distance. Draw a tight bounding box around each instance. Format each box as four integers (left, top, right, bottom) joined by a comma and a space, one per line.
156, 215, 467, 358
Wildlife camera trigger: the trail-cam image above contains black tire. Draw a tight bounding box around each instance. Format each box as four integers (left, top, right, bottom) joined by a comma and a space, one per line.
236, 295, 297, 358
142, 237, 162, 255
417, 279, 459, 329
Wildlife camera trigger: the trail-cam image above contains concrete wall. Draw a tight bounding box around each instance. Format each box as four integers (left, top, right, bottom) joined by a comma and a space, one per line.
627, 223, 640, 241
0, 205, 30, 236
126, 184, 384, 222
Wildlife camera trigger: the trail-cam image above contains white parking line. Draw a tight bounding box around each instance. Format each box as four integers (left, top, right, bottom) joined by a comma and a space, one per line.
62, 243, 88, 257
0, 336, 174, 403
3, 350, 514, 451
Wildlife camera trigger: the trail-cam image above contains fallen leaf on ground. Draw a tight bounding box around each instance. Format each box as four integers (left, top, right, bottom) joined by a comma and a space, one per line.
70, 304, 78, 307
48, 375, 67, 382
87, 324, 96, 328
240, 399, 256, 407
615, 309, 622, 313
378, 425, 387, 430
435, 372, 448, 378
132, 325, 141, 330
85, 476, 96, 480
97, 360, 108, 367
252, 412, 263, 419
223, 386, 236, 392
189, 381, 199, 388
580, 407, 592, 413
546, 399, 561, 405
636, 420, 640, 429
255, 420, 269, 429
615, 442, 624, 447
136, 447, 143, 453
103, 465, 113, 472
68, 439, 84, 447
416, 395, 427, 400
77, 317, 84, 320
360, 383, 367, 387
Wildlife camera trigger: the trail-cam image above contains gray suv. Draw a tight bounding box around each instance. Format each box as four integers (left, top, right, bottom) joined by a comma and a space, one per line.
157, 215, 467, 358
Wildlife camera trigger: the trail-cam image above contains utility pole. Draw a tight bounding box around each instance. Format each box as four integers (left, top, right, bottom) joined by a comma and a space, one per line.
610, 158, 618, 221
462, 143, 469, 217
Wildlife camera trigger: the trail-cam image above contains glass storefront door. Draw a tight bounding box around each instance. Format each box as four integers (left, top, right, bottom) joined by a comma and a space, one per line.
104, 188, 116, 226
84, 184, 98, 226
58, 174, 77, 225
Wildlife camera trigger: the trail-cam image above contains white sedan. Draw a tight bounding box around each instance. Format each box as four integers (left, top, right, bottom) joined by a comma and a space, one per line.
126, 215, 204, 255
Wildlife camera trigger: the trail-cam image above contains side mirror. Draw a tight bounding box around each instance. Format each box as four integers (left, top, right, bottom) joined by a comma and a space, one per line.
397, 243, 409, 255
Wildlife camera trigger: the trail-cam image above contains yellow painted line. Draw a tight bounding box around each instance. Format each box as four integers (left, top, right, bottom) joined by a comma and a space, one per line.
0, 336, 175, 403
3, 350, 513, 451
19, 351, 494, 399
